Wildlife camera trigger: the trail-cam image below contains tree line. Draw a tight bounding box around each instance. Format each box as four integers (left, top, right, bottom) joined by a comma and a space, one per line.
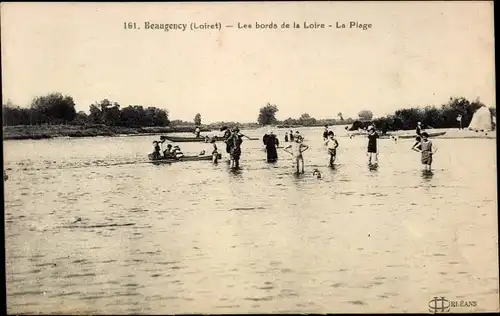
257, 98, 495, 130
2, 93, 171, 128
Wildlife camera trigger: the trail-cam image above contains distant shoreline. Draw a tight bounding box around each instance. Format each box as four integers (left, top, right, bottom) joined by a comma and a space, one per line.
2, 124, 213, 141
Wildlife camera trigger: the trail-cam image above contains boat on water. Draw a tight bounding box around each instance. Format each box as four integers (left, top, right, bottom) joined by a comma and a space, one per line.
147, 153, 219, 162
389, 131, 447, 139
348, 130, 447, 139
164, 135, 259, 142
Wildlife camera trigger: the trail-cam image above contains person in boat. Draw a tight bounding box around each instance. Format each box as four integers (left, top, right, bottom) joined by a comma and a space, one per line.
419, 132, 437, 171
265, 131, 279, 163
323, 125, 329, 140
366, 126, 379, 166
194, 126, 201, 138
284, 135, 309, 174
324, 131, 339, 167
227, 127, 243, 168
171, 145, 185, 159
152, 141, 162, 160
163, 144, 176, 158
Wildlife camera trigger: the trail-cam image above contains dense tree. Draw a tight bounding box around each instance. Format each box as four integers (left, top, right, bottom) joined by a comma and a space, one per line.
258, 103, 279, 126
358, 110, 374, 121
194, 113, 201, 126
30, 92, 76, 123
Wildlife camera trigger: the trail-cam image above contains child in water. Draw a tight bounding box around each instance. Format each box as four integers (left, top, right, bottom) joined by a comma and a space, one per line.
284, 135, 309, 174
324, 131, 339, 167
413, 132, 437, 171
366, 126, 379, 166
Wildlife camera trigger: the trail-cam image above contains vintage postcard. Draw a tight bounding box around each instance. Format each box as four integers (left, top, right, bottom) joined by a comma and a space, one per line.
2, 1, 497, 314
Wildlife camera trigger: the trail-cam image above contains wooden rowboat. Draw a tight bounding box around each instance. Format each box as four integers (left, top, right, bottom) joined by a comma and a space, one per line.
147, 153, 219, 162
164, 135, 259, 142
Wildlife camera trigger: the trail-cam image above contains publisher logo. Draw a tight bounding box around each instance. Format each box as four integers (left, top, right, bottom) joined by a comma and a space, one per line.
428, 297, 478, 313
428, 297, 450, 313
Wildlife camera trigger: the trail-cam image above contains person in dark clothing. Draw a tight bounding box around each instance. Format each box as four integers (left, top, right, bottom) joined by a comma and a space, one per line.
152, 141, 162, 160
289, 130, 294, 141
366, 126, 379, 165
263, 133, 269, 146
416, 122, 422, 136
227, 127, 243, 168
265, 132, 279, 162
284, 133, 289, 142
323, 125, 329, 140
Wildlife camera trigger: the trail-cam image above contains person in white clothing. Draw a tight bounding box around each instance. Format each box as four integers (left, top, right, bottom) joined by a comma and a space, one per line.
283, 136, 309, 173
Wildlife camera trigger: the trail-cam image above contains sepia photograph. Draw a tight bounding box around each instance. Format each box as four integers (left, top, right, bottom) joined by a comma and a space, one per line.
2, 1, 498, 314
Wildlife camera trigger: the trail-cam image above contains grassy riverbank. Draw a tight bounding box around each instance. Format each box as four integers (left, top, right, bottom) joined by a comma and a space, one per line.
2, 124, 212, 140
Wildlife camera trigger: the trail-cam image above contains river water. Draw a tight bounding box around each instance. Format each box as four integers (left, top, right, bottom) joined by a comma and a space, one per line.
3, 126, 499, 314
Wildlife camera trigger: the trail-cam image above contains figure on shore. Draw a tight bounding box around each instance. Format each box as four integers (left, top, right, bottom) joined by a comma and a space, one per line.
284, 135, 309, 174
227, 127, 243, 169
324, 131, 339, 167
366, 126, 379, 166
323, 125, 329, 140
265, 131, 279, 163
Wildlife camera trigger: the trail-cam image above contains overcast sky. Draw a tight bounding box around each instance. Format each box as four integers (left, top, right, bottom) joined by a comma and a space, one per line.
1, 2, 495, 123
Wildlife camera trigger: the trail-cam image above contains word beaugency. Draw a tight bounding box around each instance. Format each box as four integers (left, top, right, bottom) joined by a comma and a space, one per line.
144, 22, 188, 31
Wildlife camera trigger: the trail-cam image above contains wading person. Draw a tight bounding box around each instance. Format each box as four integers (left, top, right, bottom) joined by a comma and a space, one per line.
416, 121, 423, 136
152, 141, 162, 160
324, 131, 339, 167
210, 139, 220, 163
366, 126, 379, 166
419, 132, 437, 171
284, 133, 289, 142
194, 126, 201, 138
289, 130, 294, 142
265, 131, 279, 163
284, 135, 309, 174
411, 136, 422, 152
227, 127, 243, 169
323, 125, 329, 140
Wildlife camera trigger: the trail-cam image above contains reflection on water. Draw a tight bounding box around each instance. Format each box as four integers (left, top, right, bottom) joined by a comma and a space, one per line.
3, 126, 499, 314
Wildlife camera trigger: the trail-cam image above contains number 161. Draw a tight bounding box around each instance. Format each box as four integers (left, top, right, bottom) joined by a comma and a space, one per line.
124, 22, 137, 29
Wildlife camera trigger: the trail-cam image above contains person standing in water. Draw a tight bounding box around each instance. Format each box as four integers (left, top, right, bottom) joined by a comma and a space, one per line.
194, 126, 201, 138
227, 127, 243, 169
367, 126, 379, 165
418, 132, 437, 171
324, 131, 339, 167
416, 121, 423, 136
289, 130, 294, 142
284, 135, 309, 174
284, 133, 289, 142
265, 131, 279, 163
210, 139, 220, 163
323, 125, 329, 140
